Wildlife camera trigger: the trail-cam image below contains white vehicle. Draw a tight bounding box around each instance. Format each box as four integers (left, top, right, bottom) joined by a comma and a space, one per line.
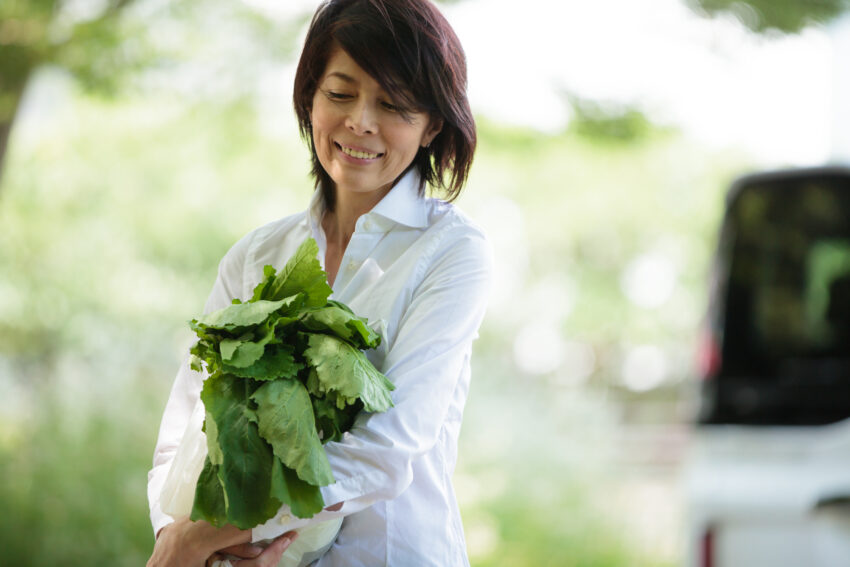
686, 167, 850, 567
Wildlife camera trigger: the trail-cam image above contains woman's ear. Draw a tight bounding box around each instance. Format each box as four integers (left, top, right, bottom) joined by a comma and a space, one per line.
422, 117, 444, 147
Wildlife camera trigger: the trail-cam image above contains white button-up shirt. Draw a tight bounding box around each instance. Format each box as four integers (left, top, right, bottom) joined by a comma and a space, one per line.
148, 171, 493, 566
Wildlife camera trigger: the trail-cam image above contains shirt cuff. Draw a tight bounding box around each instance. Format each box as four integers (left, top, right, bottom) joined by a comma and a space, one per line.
151, 507, 176, 539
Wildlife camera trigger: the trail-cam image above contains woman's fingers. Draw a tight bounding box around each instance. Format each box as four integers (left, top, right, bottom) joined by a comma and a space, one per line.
216, 542, 264, 559
232, 531, 298, 567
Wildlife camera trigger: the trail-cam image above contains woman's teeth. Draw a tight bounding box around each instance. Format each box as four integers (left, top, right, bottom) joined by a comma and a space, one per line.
340, 145, 380, 159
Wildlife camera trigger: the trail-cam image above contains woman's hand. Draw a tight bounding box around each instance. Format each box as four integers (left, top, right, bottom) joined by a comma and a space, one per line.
208, 531, 298, 567
213, 542, 266, 562
147, 516, 251, 567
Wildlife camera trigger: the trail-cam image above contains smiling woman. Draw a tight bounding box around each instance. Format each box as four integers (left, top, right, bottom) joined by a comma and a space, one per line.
292, 0, 476, 213
146, 1, 490, 566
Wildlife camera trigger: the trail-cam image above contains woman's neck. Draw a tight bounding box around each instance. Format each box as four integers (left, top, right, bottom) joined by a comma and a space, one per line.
321, 182, 392, 286
323, 183, 391, 249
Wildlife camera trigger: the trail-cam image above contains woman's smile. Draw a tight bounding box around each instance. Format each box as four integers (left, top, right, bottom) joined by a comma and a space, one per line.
334, 141, 384, 162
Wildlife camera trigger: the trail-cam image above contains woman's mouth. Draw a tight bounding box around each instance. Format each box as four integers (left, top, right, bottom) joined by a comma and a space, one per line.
335, 142, 384, 160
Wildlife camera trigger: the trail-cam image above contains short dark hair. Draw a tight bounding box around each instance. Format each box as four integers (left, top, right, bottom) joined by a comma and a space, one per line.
293, 0, 476, 211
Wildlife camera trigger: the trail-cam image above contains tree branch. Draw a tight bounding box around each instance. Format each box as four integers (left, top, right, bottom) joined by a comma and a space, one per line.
0, 83, 25, 196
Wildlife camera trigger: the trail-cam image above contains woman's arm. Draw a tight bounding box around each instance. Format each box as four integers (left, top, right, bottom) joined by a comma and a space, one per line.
253, 228, 493, 540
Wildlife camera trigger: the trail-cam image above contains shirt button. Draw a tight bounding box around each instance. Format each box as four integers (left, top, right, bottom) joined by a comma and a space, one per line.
348, 260, 356, 271
364, 219, 373, 230
278, 513, 292, 524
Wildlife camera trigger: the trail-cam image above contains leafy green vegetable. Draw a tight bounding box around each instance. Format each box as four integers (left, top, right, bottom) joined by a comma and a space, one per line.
251, 379, 333, 486
192, 297, 294, 330
188, 237, 394, 529
298, 303, 381, 349
195, 373, 278, 529
192, 461, 227, 527
304, 334, 395, 412
269, 458, 325, 519
223, 345, 302, 381
264, 238, 332, 307
311, 395, 360, 444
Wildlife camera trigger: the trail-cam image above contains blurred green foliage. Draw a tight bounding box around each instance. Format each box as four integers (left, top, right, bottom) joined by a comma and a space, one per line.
0, 82, 749, 564
1, 0, 143, 177
0, 0, 309, 180
564, 95, 660, 144
687, 0, 850, 33
0, 381, 156, 565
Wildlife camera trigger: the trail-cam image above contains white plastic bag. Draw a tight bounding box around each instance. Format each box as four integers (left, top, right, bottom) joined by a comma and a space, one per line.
160, 399, 208, 516
160, 399, 342, 567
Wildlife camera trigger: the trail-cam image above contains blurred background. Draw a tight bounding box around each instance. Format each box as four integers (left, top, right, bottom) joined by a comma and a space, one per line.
1, 0, 848, 565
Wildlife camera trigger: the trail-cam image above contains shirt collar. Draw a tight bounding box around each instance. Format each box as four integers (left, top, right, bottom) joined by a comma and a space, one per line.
369, 169, 429, 229
307, 169, 429, 231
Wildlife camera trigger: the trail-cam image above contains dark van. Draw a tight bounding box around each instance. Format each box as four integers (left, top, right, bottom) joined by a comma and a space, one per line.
687, 166, 850, 567
698, 166, 850, 425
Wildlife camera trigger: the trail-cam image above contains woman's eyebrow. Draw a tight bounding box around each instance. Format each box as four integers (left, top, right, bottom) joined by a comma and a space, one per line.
323, 71, 402, 102
325, 71, 356, 83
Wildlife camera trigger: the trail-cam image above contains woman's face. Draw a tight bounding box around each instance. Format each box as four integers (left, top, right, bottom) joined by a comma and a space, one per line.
310, 46, 442, 205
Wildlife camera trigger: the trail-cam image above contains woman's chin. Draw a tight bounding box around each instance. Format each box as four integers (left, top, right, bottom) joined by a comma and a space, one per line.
329, 172, 391, 197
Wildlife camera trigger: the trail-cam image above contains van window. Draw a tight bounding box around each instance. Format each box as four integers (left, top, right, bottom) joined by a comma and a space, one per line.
724, 181, 850, 369
714, 176, 850, 423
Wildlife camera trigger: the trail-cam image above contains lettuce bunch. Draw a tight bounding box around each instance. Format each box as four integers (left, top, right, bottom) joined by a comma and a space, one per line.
187, 237, 394, 529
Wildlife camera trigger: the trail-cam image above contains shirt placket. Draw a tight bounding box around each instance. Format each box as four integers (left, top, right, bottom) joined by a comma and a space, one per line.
332, 215, 386, 297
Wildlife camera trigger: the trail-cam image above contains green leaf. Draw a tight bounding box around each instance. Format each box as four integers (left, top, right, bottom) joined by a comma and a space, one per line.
270, 458, 325, 519
223, 345, 303, 381
305, 361, 363, 410
304, 334, 395, 413
251, 379, 334, 486
219, 314, 292, 368
299, 304, 381, 349
190, 459, 228, 527
221, 339, 267, 368
264, 238, 332, 307
312, 395, 360, 444
194, 298, 292, 330
305, 368, 322, 398
205, 411, 224, 465
250, 265, 278, 302
199, 373, 278, 529
326, 299, 354, 314
219, 338, 243, 361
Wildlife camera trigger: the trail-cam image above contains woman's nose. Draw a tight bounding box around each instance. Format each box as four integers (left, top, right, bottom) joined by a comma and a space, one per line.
345, 101, 377, 135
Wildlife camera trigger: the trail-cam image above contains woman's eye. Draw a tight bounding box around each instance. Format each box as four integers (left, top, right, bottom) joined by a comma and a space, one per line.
381, 101, 400, 112
325, 91, 350, 101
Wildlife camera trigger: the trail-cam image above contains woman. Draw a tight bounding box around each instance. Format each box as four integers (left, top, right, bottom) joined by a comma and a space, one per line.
147, 0, 491, 565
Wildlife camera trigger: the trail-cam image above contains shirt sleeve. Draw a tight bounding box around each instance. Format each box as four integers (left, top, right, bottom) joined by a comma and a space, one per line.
252, 227, 493, 541
147, 232, 252, 537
